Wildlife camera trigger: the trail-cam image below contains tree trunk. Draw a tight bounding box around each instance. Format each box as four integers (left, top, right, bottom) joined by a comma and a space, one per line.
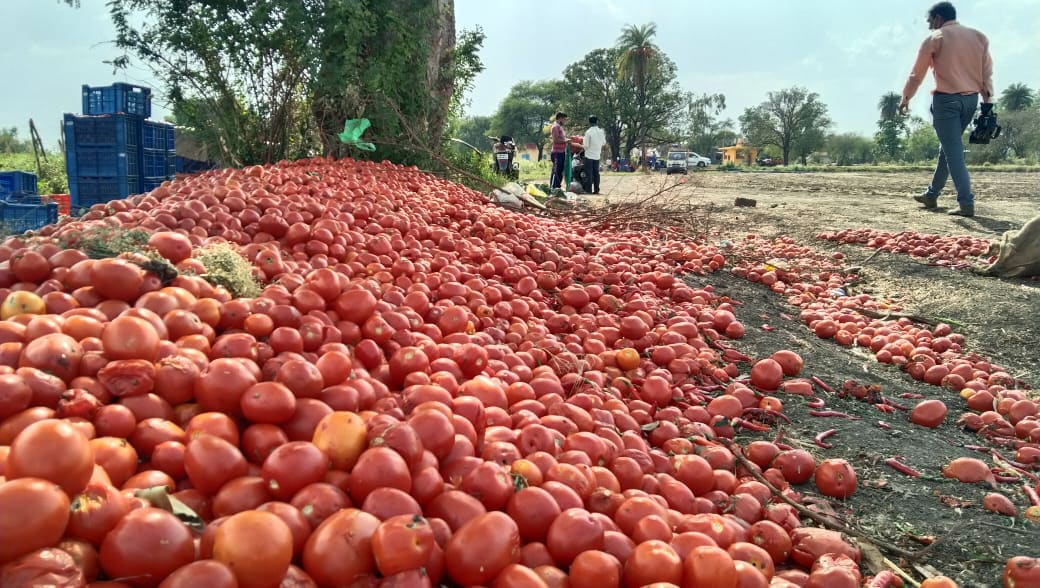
424, 0, 455, 148
782, 143, 791, 166
536, 143, 544, 161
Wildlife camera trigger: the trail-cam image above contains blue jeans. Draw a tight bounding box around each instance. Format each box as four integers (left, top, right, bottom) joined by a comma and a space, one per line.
586, 158, 600, 193
550, 152, 565, 189
927, 93, 978, 207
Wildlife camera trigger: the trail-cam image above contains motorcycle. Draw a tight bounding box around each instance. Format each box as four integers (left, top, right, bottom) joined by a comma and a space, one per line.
489, 135, 520, 180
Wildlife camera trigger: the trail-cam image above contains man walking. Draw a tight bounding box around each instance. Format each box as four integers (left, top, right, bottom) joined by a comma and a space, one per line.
900, 1, 993, 218
549, 112, 569, 190
583, 116, 607, 194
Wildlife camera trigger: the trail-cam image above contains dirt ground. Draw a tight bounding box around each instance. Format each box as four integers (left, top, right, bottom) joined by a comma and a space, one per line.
600, 171, 1040, 586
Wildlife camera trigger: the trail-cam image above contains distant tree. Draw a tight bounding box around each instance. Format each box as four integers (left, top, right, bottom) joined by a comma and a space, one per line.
877, 92, 902, 122
1000, 83, 1035, 112
826, 133, 874, 165
616, 23, 659, 167
452, 115, 494, 153
686, 93, 732, 156
903, 117, 940, 162
0, 127, 32, 154
559, 48, 632, 161
491, 81, 560, 161
740, 87, 832, 165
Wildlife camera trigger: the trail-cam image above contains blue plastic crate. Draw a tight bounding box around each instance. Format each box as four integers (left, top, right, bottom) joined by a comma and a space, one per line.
142, 177, 169, 192
82, 83, 152, 117
64, 113, 142, 149
0, 201, 59, 233
68, 175, 140, 211
141, 149, 169, 179
66, 145, 140, 179
0, 171, 39, 197
142, 121, 175, 151
3, 193, 46, 204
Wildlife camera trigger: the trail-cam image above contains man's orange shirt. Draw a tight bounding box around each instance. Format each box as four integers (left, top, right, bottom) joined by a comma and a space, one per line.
902, 20, 993, 103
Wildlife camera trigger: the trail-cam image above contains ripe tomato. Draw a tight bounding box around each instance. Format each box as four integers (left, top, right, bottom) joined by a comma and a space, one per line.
545, 508, 605, 565
99, 508, 195, 586
444, 511, 521, 586
97, 359, 156, 398
0, 547, 85, 587
102, 316, 161, 362
214, 511, 294, 588
372, 514, 437, 577
184, 434, 249, 495
348, 447, 411, 504
0, 478, 71, 563
623, 540, 683, 587
241, 381, 297, 424
683, 545, 738, 588
194, 357, 258, 417
570, 550, 622, 588
157, 560, 238, 588
302, 509, 381, 586
6, 418, 94, 496
91, 259, 144, 302
68, 482, 132, 545
18, 333, 83, 382
813, 458, 857, 499
261, 441, 330, 500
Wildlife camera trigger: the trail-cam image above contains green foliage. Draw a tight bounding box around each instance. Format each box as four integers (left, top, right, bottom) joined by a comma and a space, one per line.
740, 87, 832, 165
685, 94, 732, 156
874, 119, 906, 162
826, 133, 874, 165
452, 115, 494, 153
197, 244, 261, 298
0, 153, 68, 194
1000, 83, 1035, 112
903, 119, 940, 163
0, 128, 32, 154
96, 0, 480, 169
490, 81, 559, 161
559, 47, 631, 160
877, 92, 902, 122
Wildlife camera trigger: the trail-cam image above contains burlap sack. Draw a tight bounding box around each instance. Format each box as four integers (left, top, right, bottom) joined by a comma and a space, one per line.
980, 214, 1040, 278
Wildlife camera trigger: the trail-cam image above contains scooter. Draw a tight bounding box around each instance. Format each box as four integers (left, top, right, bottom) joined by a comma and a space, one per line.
489, 135, 520, 180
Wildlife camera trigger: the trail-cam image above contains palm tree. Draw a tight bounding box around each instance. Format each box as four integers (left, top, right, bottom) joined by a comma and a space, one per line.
617, 23, 659, 170
1000, 83, 1035, 111
878, 92, 901, 121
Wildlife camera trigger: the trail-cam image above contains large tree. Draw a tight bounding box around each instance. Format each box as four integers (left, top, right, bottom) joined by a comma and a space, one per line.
490, 81, 560, 161
93, 0, 479, 166
558, 48, 631, 161
826, 132, 874, 166
740, 87, 831, 165
452, 115, 494, 153
686, 93, 731, 156
877, 92, 902, 122
616, 23, 659, 167
1001, 83, 1035, 112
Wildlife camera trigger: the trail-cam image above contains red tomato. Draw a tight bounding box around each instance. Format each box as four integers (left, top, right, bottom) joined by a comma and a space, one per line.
184, 434, 249, 495
813, 458, 858, 499
683, 545, 738, 588
545, 508, 605, 565
0, 547, 85, 587
444, 511, 521, 586
0, 478, 71, 563
68, 482, 132, 545
302, 509, 381, 586
102, 316, 161, 361
157, 560, 238, 588
262, 441, 331, 501
570, 550, 622, 588
372, 514, 437, 577
214, 511, 294, 588
6, 418, 94, 496
99, 508, 195, 587
18, 333, 83, 382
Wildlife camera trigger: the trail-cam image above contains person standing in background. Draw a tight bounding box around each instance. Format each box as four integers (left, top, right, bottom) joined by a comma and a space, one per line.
899, 1, 993, 218
583, 116, 607, 194
549, 112, 569, 190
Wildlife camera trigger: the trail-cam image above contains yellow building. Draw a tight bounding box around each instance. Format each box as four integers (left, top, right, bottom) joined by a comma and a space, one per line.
718, 138, 758, 165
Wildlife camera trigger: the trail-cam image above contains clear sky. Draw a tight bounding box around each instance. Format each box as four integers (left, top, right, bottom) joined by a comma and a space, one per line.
2, 0, 1037, 146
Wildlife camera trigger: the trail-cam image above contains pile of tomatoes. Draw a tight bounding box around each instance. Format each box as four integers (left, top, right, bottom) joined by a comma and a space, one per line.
816, 228, 992, 268
0, 157, 1029, 587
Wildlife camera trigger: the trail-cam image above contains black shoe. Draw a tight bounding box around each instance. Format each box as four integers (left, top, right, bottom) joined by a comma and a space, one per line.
948, 207, 975, 217
913, 193, 937, 209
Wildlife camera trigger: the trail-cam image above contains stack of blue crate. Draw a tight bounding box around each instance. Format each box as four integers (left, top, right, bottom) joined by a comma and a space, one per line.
65, 83, 176, 214
0, 170, 58, 233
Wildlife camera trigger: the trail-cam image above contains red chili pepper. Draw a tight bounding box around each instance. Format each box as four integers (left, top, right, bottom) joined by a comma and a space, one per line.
899, 393, 925, 399
884, 457, 921, 477
742, 408, 792, 423
809, 410, 861, 420
1024, 484, 1040, 507
810, 376, 835, 394
874, 403, 895, 413
963, 445, 992, 454
993, 473, 1021, 484
807, 397, 826, 409
761, 324, 775, 332
993, 450, 1040, 483
883, 398, 910, 411
732, 418, 771, 432
814, 429, 838, 449
876, 420, 893, 430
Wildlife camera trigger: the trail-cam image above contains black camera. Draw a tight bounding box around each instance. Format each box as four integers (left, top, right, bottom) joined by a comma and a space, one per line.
969, 103, 1002, 144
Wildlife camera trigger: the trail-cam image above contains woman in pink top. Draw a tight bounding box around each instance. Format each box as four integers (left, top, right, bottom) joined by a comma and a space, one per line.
899, 1, 993, 218
549, 112, 569, 190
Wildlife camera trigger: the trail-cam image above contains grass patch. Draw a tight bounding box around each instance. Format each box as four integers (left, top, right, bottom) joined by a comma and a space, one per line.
196, 243, 261, 298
